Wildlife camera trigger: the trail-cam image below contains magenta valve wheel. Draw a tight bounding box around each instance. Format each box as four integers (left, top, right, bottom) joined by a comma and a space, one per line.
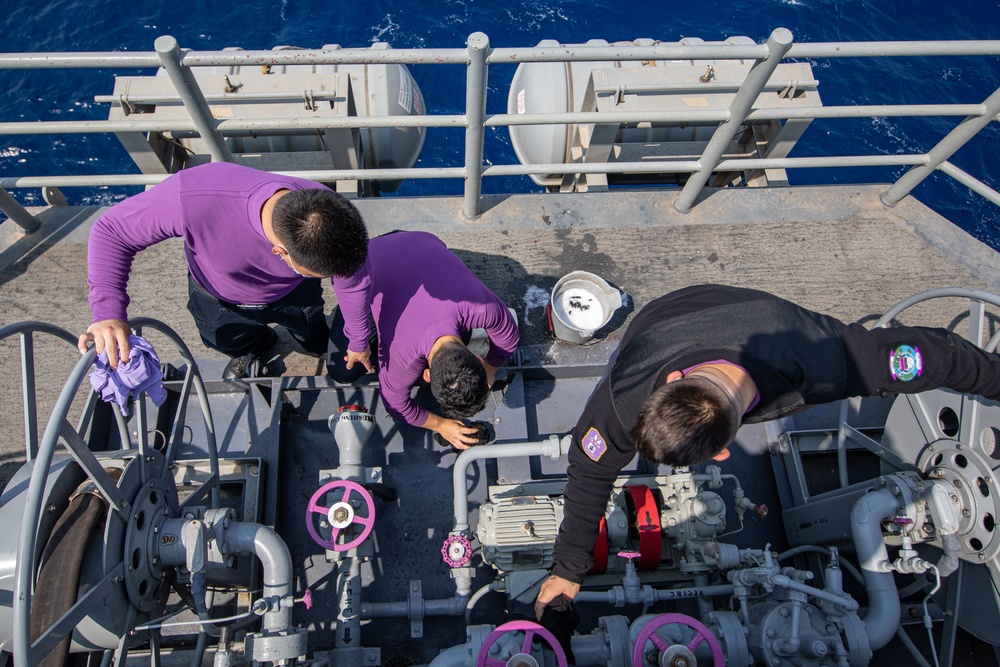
631, 613, 724, 667
475, 620, 568, 667
306, 479, 375, 551
441, 534, 473, 567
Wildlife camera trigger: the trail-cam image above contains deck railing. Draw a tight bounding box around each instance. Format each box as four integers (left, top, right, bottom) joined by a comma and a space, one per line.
0, 29, 998, 228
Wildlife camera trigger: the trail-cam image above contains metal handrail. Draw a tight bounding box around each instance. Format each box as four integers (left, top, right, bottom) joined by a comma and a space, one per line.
0, 30, 998, 223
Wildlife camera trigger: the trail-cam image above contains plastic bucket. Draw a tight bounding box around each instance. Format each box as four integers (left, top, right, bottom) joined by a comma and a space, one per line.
549, 271, 623, 344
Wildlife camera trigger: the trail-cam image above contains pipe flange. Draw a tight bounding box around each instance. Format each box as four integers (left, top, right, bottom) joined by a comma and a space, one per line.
124, 454, 178, 613
919, 441, 1000, 561
631, 613, 724, 667
442, 534, 473, 567
705, 611, 748, 667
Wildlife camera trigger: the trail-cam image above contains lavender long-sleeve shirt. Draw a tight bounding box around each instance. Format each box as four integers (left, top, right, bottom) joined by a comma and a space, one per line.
366, 231, 520, 426
86, 163, 371, 350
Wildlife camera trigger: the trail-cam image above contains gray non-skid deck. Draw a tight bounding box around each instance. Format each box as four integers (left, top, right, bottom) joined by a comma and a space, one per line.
1, 182, 998, 493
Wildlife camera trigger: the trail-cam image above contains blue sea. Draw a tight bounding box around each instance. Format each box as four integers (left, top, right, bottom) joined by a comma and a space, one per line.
3, 0, 999, 249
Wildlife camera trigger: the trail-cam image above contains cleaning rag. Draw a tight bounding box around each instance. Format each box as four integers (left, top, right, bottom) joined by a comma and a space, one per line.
89, 335, 167, 415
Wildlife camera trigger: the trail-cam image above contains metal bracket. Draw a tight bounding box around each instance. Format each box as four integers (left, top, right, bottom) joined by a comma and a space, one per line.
408, 579, 423, 638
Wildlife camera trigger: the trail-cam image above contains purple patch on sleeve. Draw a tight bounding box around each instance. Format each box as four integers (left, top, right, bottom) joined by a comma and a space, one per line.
581, 427, 608, 462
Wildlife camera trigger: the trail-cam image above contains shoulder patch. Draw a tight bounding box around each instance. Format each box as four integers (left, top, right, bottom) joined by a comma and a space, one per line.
889, 344, 923, 382
581, 427, 608, 462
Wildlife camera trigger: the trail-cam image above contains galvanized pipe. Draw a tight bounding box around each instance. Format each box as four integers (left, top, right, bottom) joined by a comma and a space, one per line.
938, 161, 1000, 207
0, 40, 994, 72
462, 32, 490, 220
452, 436, 566, 532
851, 488, 902, 650
220, 522, 295, 633
675, 27, 794, 213
882, 83, 1000, 206
0, 186, 41, 233
154, 35, 233, 164
0, 103, 987, 138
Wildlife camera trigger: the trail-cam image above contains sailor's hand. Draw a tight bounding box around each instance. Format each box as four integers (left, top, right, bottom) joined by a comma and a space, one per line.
79, 319, 132, 368
483, 359, 499, 389
534, 575, 581, 620
344, 345, 374, 374
426, 414, 480, 450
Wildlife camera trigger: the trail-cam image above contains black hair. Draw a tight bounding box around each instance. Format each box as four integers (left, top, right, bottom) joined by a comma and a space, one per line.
634, 377, 740, 466
430, 341, 489, 418
271, 189, 368, 277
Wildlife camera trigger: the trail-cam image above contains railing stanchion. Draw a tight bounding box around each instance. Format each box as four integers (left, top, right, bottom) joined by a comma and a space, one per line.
0, 187, 41, 234
881, 84, 1000, 207
675, 27, 794, 214
462, 32, 490, 220
154, 35, 234, 164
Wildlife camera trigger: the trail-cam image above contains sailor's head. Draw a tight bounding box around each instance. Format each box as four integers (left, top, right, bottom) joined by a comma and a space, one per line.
271, 189, 369, 278
634, 366, 743, 466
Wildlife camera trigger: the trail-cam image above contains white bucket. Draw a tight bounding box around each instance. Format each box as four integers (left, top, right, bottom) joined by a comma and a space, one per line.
549, 271, 623, 344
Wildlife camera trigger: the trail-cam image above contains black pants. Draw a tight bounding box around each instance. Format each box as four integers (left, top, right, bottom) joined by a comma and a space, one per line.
187, 275, 329, 357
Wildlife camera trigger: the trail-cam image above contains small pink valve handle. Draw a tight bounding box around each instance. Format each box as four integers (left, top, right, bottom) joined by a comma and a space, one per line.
306, 479, 376, 551
441, 534, 473, 567
631, 613, 725, 667
619, 551, 642, 561
475, 620, 568, 667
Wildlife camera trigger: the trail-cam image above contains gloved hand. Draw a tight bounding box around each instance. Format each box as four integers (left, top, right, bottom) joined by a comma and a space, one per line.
537, 594, 579, 664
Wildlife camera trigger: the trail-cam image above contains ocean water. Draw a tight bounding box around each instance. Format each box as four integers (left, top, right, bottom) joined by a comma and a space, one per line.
3, 0, 999, 249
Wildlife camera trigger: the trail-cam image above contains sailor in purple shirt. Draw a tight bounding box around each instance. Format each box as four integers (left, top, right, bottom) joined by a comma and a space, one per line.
78, 163, 373, 379
327, 231, 520, 449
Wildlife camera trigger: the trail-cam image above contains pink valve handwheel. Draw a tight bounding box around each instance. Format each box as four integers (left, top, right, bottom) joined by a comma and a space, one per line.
631, 613, 724, 667
306, 479, 376, 551
475, 620, 568, 667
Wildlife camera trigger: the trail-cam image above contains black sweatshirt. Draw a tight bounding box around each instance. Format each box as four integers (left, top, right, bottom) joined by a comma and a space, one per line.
552, 284, 1000, 583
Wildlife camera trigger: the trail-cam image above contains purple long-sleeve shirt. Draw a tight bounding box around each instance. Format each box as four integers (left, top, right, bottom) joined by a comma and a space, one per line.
86, 163, 371, 350
366, 231, 520, 427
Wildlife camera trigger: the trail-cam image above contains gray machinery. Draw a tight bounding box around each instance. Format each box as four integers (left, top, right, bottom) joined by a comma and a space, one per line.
2, 289, 1000, 667
507, 37, 820, 192
103, 42, 426, 194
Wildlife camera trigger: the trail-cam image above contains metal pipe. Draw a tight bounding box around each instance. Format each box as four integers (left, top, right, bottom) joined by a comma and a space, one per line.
13, 349, 97, 667
938, 161, 1000, 207
769, 574, 858, 611
0, 153, 933, 191
465, 583, 497, 624
0, 102, 986, 138
675, 27, 794, 213
851, 488, 902, 650
575, 584, 735, 604
0, 186, 41, 233
154, 35, 233, 164
0, 39, 994, 72
222, 522, 295, 633
882, 83, 1000, 206
462, 32, 489, 220
360, 596, 469, 619
452, 436, 566, 532
335, 556, 362, 648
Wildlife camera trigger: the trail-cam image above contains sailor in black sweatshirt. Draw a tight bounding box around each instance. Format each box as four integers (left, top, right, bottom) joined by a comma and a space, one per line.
535, 283, 1000, 617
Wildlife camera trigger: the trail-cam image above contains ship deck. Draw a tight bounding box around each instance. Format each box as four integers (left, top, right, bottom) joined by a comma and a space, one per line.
2, 182, 998, 491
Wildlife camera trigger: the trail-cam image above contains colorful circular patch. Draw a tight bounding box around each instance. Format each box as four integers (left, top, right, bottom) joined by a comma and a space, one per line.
889, 345, 923, 381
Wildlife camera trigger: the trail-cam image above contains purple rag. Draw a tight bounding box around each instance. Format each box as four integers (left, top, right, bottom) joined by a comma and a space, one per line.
88, 335, 167, 415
